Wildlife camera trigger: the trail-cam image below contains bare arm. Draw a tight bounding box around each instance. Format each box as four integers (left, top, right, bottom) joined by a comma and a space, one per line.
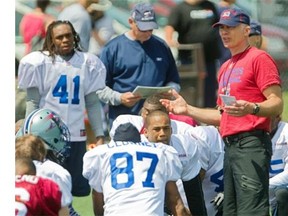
199, 168, 206, 181
92, 189, 104, 216
165, 181, 191, 216
164, 25, 179, 47
58, 206, 69, 216
160, 89, 221, 126
257, 85, 283, 116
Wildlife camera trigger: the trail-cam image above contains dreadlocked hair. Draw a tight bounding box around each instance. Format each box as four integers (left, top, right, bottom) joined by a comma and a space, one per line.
41, 20, 82, 62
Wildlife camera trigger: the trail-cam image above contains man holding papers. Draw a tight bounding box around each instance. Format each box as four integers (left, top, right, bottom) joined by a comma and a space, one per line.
96, 2, 180, 127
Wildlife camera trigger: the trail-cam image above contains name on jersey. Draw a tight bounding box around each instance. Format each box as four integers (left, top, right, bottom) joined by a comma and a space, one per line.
108, 141, 157, 149
178, 153, 187, 158
15, 175, 39, 184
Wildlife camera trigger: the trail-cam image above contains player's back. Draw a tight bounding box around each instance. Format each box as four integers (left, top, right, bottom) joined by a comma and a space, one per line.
186, 125, 224, 216
270, 121, 288, 178
83, 140, 183, 216
109, 114, 143, 137
170, 133, 201, 181
15, 175, 62, 216
34, 159, 73, 207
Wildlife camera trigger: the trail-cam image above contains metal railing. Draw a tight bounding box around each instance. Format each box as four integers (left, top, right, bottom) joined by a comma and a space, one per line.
176, 43, 205, 107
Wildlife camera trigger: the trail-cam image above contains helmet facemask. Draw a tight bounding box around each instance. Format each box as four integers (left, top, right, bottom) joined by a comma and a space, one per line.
16, 108, 71, 165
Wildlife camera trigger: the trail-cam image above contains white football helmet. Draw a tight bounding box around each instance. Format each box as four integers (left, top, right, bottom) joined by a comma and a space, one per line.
16, 108, 71, 163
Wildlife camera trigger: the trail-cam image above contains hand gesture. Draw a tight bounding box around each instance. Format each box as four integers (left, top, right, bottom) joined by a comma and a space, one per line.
160, 89, 188, 115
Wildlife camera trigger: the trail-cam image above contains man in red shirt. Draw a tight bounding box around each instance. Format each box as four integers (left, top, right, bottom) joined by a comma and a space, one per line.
160, 8, 283, 216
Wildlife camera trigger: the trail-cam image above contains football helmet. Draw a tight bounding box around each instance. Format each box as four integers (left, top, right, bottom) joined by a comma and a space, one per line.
16, 108, 71, 163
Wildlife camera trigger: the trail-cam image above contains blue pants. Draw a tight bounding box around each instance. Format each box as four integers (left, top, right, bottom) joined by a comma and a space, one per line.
63, 141, 90, 197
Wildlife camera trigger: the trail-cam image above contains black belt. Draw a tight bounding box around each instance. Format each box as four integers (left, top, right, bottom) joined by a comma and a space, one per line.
223, 129, 268, 145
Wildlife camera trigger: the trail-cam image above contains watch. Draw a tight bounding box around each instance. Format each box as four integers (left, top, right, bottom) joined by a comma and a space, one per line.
252, 103, 260, 115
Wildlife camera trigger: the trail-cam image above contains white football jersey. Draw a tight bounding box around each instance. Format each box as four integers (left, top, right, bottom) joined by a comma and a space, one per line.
141, 133, 201, 211
269, 121, 288, 206
170, 134, 201, 181
186, 126, 225, 216
18, 51, 106, 141
83, 140, 183, 216
110, 114, 193, 138
33, 159, 73, 207
169, 134, 202, 211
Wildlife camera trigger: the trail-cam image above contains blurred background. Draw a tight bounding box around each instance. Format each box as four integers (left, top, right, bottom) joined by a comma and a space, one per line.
15, 0, 288, 118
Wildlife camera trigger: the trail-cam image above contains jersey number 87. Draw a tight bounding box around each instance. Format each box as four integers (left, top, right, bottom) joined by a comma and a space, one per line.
110, 151, 159, 190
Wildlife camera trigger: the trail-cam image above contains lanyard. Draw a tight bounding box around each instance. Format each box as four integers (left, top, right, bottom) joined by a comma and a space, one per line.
223, 45, 250, 95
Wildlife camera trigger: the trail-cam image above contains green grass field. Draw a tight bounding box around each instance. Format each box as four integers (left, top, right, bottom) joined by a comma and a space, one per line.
282, 90, 288, 121
73, 91, 288, 216
73, 195, 93, 215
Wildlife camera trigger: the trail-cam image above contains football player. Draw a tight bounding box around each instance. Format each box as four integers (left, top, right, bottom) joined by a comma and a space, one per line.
15, 157, 64, 216
16, 108, 78, 216
269, 115, 288, 216
17, 20, 106, 196
83, 122, 191, 216
142, 110, 207, 215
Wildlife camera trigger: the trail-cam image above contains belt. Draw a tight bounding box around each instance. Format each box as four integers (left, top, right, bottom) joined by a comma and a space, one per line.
223, 129, 268, 145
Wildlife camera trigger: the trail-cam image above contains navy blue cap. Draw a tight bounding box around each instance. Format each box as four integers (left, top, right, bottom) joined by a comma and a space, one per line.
113, 123, 141, 142
131, 2, 158, 31
249, 20, 262, 36
213, 8, 250, 28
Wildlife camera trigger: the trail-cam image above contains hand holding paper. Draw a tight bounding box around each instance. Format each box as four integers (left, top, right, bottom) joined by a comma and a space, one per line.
132, 86, 172, 99
220, 94, 236, 106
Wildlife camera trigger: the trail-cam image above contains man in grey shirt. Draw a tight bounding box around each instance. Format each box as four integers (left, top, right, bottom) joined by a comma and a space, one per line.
58, 0, 99, 51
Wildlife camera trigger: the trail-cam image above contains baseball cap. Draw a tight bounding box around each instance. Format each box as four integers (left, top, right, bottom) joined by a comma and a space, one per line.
249, 20, 262, 36
131, 2, 158, 31
212, 8, 250, 28
113, 123, 141, 142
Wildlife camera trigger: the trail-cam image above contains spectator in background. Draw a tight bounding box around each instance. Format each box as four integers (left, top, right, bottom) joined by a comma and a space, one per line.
88, 0, 115, 56
17, 0, 55, 122
216, 0, 237, 65
165, 0, 220, 108
58, 0, 99, 52
20, 0, 55, 55
97, 2, 180, 127
248, 19, 268, 51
